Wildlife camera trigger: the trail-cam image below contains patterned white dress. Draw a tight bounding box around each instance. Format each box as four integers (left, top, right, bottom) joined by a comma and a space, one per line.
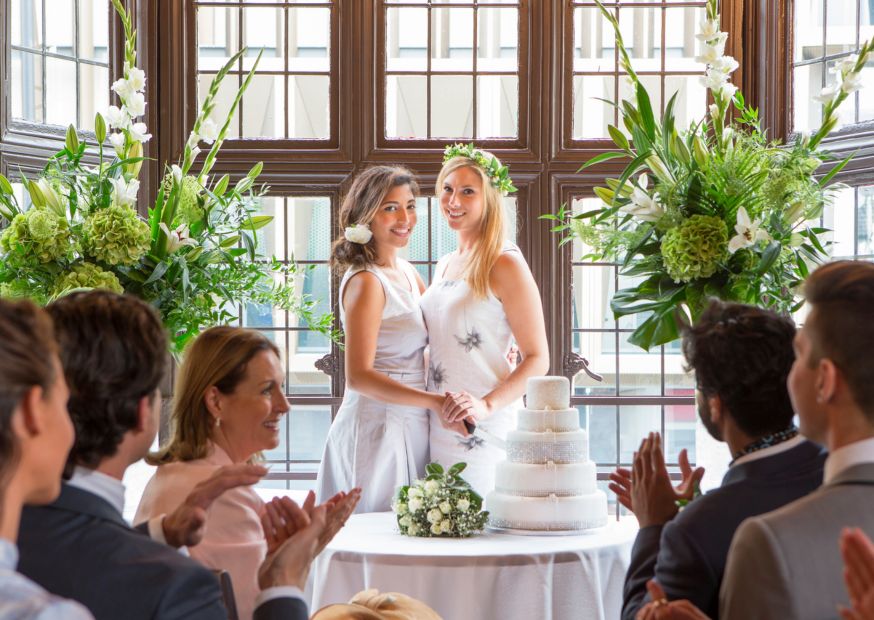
315, 260, 430, 513
420, 243, 523, 497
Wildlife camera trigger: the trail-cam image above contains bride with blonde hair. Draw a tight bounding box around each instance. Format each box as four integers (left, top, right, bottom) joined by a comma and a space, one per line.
421, 145, 549, 496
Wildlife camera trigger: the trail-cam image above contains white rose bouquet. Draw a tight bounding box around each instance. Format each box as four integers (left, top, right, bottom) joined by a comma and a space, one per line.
393, 462, 488, 538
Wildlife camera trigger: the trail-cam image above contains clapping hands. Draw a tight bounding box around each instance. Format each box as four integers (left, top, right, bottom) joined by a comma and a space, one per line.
840, 527, 874, 620
609, 432, 704, 528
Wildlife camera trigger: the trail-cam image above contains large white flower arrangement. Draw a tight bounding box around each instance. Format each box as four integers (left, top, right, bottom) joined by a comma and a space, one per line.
0, 0, 337, 353
546, 0, 874, 351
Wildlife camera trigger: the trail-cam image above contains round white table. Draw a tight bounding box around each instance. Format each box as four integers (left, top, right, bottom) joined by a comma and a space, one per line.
309, 512, 638, 620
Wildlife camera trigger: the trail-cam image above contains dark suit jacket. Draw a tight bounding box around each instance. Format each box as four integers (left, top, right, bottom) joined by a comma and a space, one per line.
18, 483, 307, 620
622, 439, 826, 620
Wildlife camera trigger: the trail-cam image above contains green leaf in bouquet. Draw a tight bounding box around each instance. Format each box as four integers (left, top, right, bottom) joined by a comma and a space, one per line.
628, 305, 682, 351
248, 162, 264, 179
576, 151, 626, 173
817, 153, 853, 188
214, 174, 230, 196
755, 242, 782, 276
245, 215, 273, 231
447, 462, 467, 476
593, 186, 615, 205
144, 261, 170, 285
0, 174, 14, 196
425, 463, 444, 476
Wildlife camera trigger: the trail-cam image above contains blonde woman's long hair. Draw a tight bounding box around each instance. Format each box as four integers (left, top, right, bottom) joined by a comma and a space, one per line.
147, 326, 280, 465
436, 152, 507, 299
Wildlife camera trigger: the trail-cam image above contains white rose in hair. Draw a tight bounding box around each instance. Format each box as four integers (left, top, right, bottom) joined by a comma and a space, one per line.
344, 223, 372, 244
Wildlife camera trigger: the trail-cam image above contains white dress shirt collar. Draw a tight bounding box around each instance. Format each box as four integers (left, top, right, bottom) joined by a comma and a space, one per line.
730, 435, 805, 468
824, 436, 874, 485
0, 539, 17, 571
67, 466, 126, 515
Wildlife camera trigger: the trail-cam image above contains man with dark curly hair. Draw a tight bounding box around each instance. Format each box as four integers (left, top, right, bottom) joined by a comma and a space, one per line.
612, 300, 825, 619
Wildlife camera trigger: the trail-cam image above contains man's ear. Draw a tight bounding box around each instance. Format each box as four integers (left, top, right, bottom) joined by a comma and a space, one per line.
708, 394, 724, 425
16, 385, 47, 437
135, 394, 153, 433
817, 358, 838, 404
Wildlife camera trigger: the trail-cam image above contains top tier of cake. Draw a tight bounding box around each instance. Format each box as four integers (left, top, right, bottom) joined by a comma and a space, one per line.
526, 376, 570, 410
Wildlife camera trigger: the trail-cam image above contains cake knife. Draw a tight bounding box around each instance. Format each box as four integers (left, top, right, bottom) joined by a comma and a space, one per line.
463, 420, 507, 450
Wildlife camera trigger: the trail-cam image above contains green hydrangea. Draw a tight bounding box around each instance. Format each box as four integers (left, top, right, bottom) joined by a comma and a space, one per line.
162, 173, 205, 226
0, 279, 46, 304
0, 208, 75, 263
82, 205, 150, 266
661, 215, 729, 283
53, 262, 124, 296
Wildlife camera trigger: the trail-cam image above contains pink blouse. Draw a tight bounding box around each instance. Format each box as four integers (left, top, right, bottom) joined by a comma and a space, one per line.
134, 443, 266, 620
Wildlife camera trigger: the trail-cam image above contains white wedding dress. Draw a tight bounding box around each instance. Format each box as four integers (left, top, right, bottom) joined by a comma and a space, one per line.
315, 259, 429, 513
419, 243, 523, 497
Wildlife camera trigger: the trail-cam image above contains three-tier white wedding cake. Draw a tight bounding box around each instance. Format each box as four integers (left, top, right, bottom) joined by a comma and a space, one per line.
486, 376, 607, 531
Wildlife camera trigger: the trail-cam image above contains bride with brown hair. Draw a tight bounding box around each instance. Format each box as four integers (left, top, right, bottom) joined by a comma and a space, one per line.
316, 166, 449, 514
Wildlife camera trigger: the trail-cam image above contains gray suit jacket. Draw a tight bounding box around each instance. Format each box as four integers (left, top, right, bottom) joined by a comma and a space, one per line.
18, 483, 307, 620
720, 462, 874, 619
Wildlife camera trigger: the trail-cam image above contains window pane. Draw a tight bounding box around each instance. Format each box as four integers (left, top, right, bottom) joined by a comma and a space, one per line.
573, 8, 614, 73
197, 6, 239, 72
289, 406, 332, 462
825, 0, 858, 52
386, 75, 428, 138
78, 1, 109, 62
432, 8, 474, 72
386, 8, 428, 72
289, 197, 332, 262
858, 59, 874, 123
476, 75, 518, 139
198, 72, 241, 138
243, 74, 286, 138
12, 0, 43, 49
45, 56, 77, 127
662, 7, 706, 72
45, 0, 75, 57
795, 0, 824, 62
618, 346, 662, 396
431, 74, 473, 137
11, 49, 43, 123
288, 75, 330, 139
793, 63, 824, 133
573, 74, 615, 139
618, 405, 661, 462
289, 8, 331, 72
581, 404, 618, 464
859, 186, 874, 256
617, 6, 662, 72
477, 8, 518, 72
78, 63, 109, 131
663, 74, 707, 132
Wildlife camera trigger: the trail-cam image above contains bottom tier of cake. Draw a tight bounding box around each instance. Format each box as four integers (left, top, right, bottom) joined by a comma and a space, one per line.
485, 490, 608, 531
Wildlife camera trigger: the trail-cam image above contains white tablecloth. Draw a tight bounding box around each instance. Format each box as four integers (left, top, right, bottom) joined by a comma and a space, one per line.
310, 512, 638, 620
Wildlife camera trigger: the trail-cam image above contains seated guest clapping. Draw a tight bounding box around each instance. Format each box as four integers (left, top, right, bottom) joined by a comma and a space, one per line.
0, 298, 90, 618
136, 326, 360, 619
840, 528, 874, 620
16, 290, 337, 620
612, 301, 825, 619
719, 261, 874, 618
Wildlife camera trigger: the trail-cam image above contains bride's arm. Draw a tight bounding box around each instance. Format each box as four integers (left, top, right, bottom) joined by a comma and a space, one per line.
443, 252, 549, 422
343, 271, 444, 411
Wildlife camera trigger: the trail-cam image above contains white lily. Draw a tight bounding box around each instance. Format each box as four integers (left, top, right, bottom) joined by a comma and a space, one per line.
186, 132, 200, 150
127, 66, 146, 92
696, 18, 721, 41
813, 86, 838, 104
709, 103, 720, 119
841, 72, 864, 94
190, 146, 201, 161
111, 77, 135, 101
171, 165, 183, 185
833, 55, 859, 76
718, 82, 738, 100
129, 122, 152, 143
36, 178, 64, 214
105, 105, 130, 130
695, 43, 725, 66
728, 207, 770, 253
160, 223, 197, 253
710, 55, 739, 75
124, 92, 146, 117
108, 132, 126, 155
701, 69, 729, 90
619, 174, 665, 223
199, 118, 218, 144
110, 177, 139, 207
